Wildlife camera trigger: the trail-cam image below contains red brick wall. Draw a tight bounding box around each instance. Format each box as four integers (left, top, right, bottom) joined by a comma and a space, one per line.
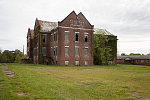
117, 59, 150, 66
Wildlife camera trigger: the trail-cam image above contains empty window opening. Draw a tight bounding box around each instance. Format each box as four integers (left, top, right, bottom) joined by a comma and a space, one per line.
75, 32, 79, 41
85, 34, 88, 42
42, 35, 46, 43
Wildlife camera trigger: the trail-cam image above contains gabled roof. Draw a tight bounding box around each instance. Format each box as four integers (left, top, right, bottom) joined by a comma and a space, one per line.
78, 12, 93, 27
38, 20, 58, 32
60, 11, 77, 23
117, 55, 150, 60
94, 28, 115, 36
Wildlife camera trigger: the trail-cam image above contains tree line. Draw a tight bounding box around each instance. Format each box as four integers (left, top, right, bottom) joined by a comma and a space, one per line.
0, 49, 23, 63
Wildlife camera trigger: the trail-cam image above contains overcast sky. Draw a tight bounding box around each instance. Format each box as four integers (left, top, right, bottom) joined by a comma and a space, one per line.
0, 0, 150, 55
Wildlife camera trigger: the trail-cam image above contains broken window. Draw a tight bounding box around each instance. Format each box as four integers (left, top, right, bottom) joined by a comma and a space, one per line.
42, 35, 46, 43
54, 48, 55, 56
75, 32, 79, 41
85, 34, 88, 42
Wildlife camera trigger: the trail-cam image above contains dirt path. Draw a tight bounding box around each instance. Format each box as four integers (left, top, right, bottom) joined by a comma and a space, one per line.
3, 66, 15, 77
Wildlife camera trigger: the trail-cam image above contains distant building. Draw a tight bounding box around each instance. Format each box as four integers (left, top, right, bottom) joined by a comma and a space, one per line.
117, 55, 150, 66
27, 11, 94, 66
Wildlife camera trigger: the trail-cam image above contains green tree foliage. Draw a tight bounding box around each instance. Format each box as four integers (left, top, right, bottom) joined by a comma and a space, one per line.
129, 53, 141, 55
15, 54, 22, 63
94, 30, 112, 65
121, 53, 127, 56
0, 49, 23, 63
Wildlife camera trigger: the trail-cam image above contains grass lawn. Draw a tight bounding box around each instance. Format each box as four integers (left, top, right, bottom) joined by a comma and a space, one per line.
0, 63, 150, 100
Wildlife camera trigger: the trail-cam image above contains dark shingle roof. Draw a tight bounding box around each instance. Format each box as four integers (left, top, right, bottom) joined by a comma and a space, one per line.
117, 55, 150, 60
38, 20, 58, 32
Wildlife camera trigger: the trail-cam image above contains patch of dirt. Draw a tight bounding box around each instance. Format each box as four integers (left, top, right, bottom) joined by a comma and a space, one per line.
127, 92, 143, 100
145, 97, 150, 100
16, 92, 30, 96
3, 66, 15, 77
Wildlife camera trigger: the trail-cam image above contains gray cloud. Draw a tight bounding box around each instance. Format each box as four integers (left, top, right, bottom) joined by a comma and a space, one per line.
0, 0, 150, 54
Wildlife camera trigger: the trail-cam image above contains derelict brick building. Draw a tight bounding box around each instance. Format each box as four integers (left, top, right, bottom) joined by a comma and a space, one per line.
27, 11, 94, 66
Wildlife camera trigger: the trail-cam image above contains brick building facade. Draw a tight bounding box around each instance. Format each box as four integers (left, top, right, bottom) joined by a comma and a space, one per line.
27, 11, 94, 66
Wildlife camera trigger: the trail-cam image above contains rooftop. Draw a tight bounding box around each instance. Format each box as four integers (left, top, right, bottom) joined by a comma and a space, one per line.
38, 20, 58, 32
94, 28, 115, 36
117, 55, 150, 60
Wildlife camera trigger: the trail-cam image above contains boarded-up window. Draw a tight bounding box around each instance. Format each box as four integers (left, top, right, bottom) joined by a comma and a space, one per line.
75, 61, 79, 65
85, 47, 88, 56
85, 61, 88, 65
75, 46, 79, 57
65, 47, 69, 57
65, 61, 69, 66
42, 47, 46, 56
65, 31, 69, 42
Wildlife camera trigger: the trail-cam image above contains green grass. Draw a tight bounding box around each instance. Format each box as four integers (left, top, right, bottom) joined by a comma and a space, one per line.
0, 63, 150, 100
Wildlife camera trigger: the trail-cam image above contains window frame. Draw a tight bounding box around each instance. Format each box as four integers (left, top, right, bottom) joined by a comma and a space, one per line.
65, 46, 69, 57
85, 61, 88, 65
65, 31, 69, 42
84, 33, 88, 42
42, 47, 46, 56
75, 32, 79, 42
75, 61, 79, 65
85, 47, 88, 56
75, 46, 79, 57
42, 34, 46, 43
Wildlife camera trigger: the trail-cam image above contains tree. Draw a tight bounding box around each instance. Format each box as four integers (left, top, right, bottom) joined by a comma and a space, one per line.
121, 53, 127, 56
94, 30, 112, 65
0, 49, 23, 63
15, 54, 22, 63
129, 53, 141, 55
